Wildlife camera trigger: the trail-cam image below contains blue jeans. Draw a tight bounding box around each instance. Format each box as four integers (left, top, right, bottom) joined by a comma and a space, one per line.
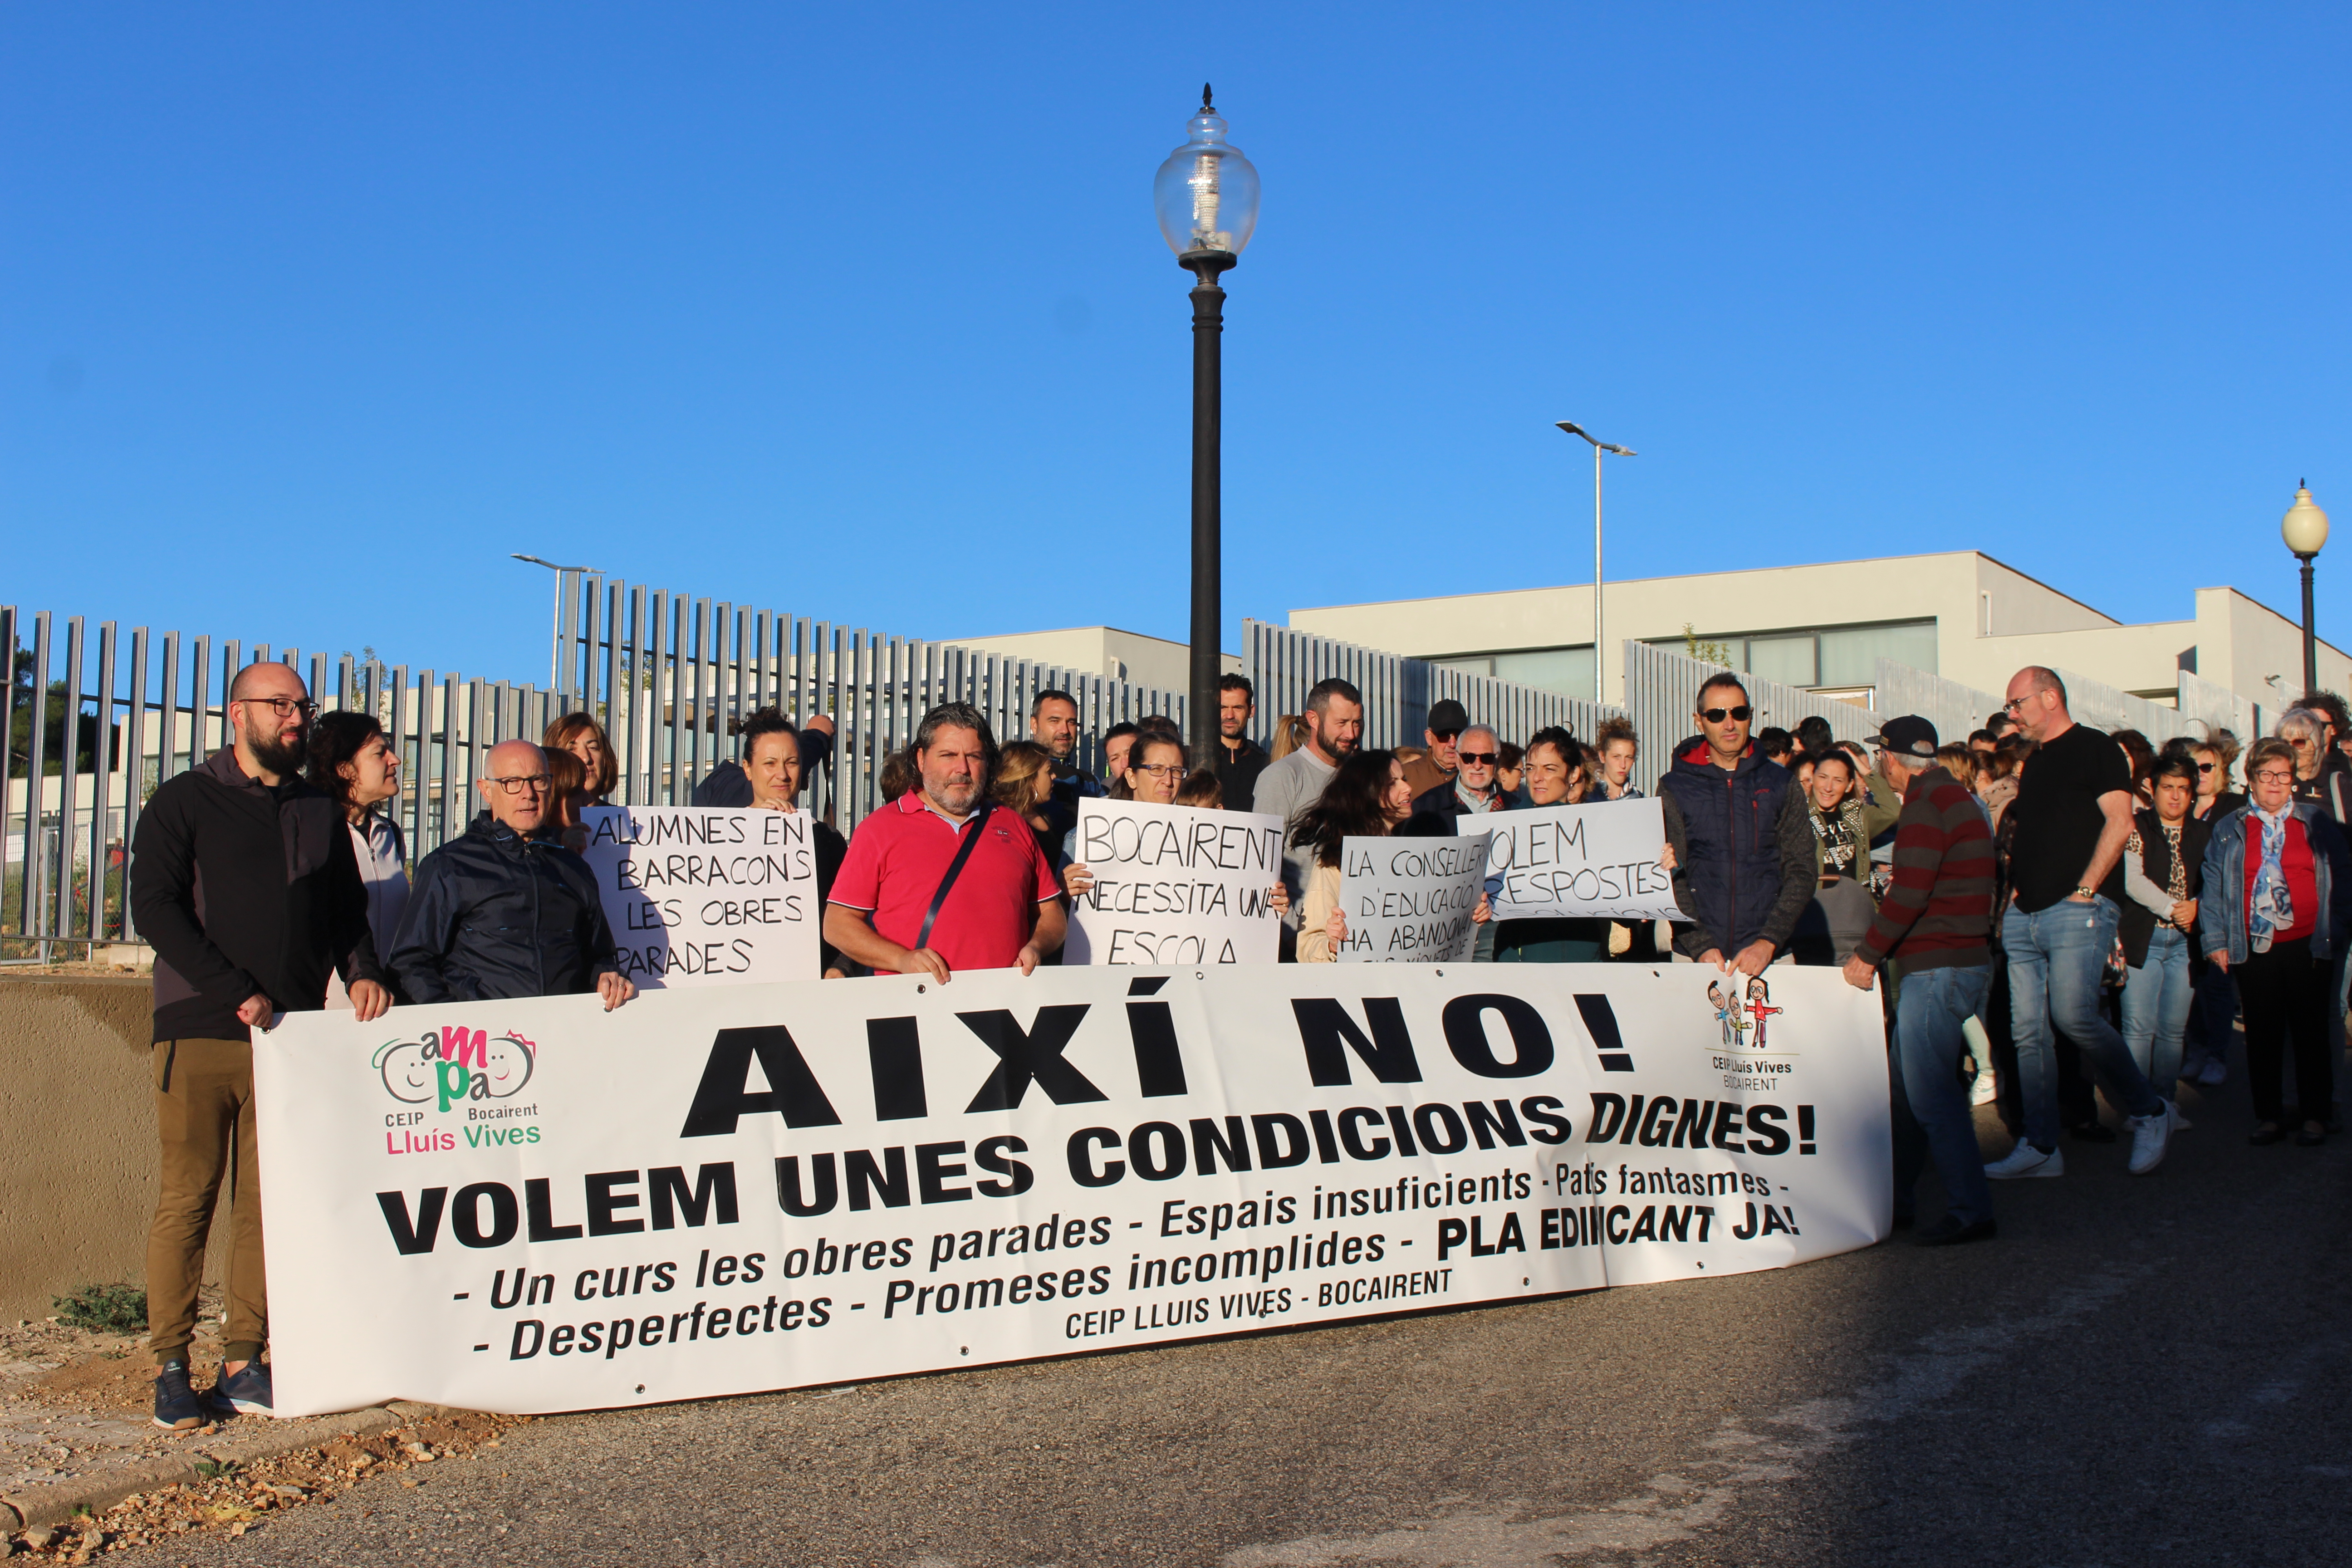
2180, 957, 2236, 1073
1890, 963, 1994, 1228
2120, 925, 2192, 1089
2004, 896, 2162, 1149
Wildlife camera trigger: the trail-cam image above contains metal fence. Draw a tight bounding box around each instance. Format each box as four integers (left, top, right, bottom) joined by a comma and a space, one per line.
2173, 670, 2262, 746
1872, 660, 2004, 754
1243, 620, 1620, 750
2044, 666, 2190, 745
1622, 640, 1884, 796
3, 596, 1185, 959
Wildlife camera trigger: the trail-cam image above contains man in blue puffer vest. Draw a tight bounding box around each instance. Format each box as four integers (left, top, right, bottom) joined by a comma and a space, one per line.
1657, 673, 1816, 976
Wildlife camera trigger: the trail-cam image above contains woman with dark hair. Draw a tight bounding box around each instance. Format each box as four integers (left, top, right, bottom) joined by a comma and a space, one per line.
1484, 726, 1632, 964
2112, 729, 2156, 805
305, 710, 408, 1006
2200, 737, 2352, 1145
1790, 749, 1876, 967
544, 713, 617, 805
2119, 753, 2212, 1102
1295, 750, 1413, 962
544, 748, 593, 854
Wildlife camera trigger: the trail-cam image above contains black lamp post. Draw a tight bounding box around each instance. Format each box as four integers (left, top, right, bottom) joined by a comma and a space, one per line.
2282, 481, 2330, 694
1155, 86, 1260, 764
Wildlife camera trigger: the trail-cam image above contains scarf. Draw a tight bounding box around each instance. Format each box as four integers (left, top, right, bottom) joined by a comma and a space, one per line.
1808, 800, 1862, 878
2248, 805, 2296, 954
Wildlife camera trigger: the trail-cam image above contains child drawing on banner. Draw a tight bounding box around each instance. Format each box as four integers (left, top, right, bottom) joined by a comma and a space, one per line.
1708, 980, 1746, 1049
1745, 975, 1782, 1050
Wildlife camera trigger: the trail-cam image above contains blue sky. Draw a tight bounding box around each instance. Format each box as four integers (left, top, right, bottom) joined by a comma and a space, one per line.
5, 3, 2347, 686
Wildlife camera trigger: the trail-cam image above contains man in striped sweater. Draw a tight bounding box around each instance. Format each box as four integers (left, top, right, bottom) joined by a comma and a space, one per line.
1842, 715, 1998, 1246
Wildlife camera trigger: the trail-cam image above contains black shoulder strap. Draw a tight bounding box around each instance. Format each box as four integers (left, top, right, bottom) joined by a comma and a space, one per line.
916, 801, 992, 953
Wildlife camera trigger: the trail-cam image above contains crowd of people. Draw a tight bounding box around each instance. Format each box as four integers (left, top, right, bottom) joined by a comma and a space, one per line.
124, 659, 2351, 1426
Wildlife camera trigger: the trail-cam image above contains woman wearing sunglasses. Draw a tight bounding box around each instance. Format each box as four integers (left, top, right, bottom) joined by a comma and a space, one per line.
2199, 738, 2352, 1146
2274, 709, 2351, 821
2178, 737, 2247, 1086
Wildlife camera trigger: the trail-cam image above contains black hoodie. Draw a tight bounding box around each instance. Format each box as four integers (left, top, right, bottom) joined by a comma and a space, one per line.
131, 748, 382, 1044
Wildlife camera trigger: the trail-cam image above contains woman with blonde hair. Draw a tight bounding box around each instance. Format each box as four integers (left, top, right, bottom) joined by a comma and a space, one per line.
1269, 714, 1309, 762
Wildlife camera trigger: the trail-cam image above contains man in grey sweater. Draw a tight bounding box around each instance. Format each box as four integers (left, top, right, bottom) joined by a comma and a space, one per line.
1250, 678, 1364, 937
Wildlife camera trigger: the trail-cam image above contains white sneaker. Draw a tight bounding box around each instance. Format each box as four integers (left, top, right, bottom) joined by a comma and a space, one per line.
2128, 1107, 2173, 1175
2166, 1098, 2192, 1132
1971, 1067, 1999, 1106
1984, 1141, 2063, 1179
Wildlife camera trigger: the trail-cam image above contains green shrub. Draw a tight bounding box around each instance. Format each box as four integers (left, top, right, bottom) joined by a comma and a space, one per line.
53, 1283, 148, 1334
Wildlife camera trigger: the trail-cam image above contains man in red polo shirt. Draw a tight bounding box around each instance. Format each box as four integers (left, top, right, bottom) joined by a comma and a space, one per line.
825, 703, 1065, 982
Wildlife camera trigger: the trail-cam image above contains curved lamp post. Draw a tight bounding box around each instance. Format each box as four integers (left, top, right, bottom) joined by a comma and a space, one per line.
2283, 481, 2330, 694
1155, 85, 1259, 763
1555, 423, 1635, 703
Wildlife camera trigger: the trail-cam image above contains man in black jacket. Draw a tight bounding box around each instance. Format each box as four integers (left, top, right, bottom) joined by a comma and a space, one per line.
388, 740, 636, 1009
1402, 724, 1506, 835
1214, 674, 1270, 813
1657, 673, 1814, 977
130, 661, 387, 1428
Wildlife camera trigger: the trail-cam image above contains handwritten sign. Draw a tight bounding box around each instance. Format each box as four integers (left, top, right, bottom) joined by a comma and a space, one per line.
1333, 832, 1494, 963
580, 807, 820, 986
1466, 799, 1685, 922
1066, 799, 1286, 965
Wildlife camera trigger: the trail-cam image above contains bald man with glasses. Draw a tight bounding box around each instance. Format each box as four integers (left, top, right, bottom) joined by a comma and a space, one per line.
388, 739, 634, 1009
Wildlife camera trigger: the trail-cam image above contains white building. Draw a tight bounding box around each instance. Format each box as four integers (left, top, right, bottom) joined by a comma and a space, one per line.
1287, 552, 2351, 719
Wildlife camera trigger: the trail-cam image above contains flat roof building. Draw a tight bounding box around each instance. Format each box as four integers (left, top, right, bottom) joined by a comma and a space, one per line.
1288, 551, 2352, 717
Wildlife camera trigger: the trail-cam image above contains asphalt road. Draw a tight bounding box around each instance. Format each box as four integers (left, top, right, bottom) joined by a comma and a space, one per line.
126, 1065, 2350, 1568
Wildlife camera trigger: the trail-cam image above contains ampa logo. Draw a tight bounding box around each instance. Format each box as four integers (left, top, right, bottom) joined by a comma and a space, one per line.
375, 1027, 537, 1112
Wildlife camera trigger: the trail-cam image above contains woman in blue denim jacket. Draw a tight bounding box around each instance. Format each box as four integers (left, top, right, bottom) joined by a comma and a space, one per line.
2199, 737, 2352, 1146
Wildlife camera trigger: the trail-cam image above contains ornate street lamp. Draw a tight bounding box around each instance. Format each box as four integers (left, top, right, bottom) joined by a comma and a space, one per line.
2282, 481, 2330, 694
1154, 86, 1259, 763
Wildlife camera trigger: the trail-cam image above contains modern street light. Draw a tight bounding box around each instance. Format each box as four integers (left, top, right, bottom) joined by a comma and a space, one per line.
1555, 422, 1636, 703
1155, 85, 1259, 764
2281, 481, 2330, 694
511, 553, 602, 695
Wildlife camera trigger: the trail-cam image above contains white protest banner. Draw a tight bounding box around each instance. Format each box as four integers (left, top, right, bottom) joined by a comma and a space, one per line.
580, 807, 820, 987
1333, 833, 1493, 963
1469, 799, 1686, 923
1066, 799, 1285, 966
257, 965, 1887, 1416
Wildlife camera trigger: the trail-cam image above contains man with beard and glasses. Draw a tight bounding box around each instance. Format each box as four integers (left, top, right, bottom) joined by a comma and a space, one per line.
131, 662, 389, 1429
824, 703, 1065, 983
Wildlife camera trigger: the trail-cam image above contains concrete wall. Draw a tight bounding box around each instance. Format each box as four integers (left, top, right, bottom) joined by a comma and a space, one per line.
0, 975, 223, 1323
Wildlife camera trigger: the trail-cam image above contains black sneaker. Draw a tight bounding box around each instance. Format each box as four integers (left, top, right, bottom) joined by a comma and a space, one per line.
152, 1362, 207, 1431
1914, 1215, 1998, 1247
214, 1359, 273, 1415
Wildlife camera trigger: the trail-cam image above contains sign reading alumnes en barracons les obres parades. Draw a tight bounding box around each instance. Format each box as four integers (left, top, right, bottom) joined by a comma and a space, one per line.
257, 964, 1891, 1417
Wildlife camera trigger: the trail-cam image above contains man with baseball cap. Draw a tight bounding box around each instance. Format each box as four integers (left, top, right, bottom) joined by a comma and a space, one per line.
1401, 699, 1471, 798
1842, 715, 1998, 1244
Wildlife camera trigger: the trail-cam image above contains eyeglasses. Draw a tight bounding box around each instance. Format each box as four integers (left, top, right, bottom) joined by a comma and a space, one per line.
2288, 737, 2314, 749
2197, 762, 2217, 774
1699, 706, 1752, 724
485, 774, 553, 795
1429, 728, 1461, 742
2001, 695, 2037, 714
1457, 751, 1500, 766
238, 696, 318, 720
1133, 763, 1188, 779
2254, 769, 2296, 784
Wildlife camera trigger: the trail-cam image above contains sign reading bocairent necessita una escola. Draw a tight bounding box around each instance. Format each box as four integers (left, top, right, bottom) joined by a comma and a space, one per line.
258, 964, 1891, 1416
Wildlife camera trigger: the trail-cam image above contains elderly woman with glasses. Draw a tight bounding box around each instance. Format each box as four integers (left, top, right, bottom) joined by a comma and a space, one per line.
2200, 738, 2352, 1146
2274, 709, 2351, 821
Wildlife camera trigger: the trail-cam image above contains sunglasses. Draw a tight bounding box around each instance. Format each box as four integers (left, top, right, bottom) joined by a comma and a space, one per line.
1457, 751, 1500, 766
1700, 706, 1753, 724
2197, 762, 2217, 774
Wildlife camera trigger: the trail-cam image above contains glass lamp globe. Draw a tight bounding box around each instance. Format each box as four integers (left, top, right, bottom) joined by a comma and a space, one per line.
1154, 88, 1259, 261
2283, 483, 2330, 558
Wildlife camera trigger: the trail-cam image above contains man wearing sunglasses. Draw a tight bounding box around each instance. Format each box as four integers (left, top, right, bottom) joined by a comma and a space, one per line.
1400, 698, 1471, 799
131, 661, 390, 1427
1657, 674, 1815, 979
389, 739, 635, 1012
